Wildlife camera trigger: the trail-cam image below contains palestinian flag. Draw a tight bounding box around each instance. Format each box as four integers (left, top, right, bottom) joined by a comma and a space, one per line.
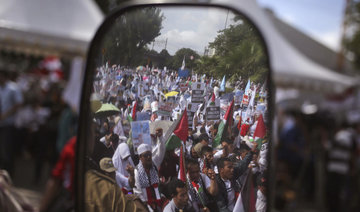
127, 101, 137, 122
165, 108, 189, 150
253, 113, 266, 150
213, 99, 234, 148
179, 144, 186, 182
190, 180, 206, 207
209, 92, 216, 106
233, 170, 256, 212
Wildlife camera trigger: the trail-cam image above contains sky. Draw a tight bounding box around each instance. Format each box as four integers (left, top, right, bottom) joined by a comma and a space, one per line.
150, 0, 347, 55
150, 6, 236, 55
257, 0, 346, 51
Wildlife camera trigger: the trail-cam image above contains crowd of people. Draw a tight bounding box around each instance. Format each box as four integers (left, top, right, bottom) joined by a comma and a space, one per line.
78, 64, 269, 212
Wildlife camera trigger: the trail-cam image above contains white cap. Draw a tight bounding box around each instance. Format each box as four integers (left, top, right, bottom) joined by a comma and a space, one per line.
137, 144, 152, 155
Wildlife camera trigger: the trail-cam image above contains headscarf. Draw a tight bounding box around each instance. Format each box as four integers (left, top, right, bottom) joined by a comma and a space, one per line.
112, 143, 134, 178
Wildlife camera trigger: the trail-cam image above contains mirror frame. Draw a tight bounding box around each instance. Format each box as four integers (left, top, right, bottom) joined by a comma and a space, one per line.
77, 0, 275, 211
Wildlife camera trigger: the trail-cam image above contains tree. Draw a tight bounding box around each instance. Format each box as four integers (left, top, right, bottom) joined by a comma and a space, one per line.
94, 0, 130, 15
344, 0, 360, 71
169, 48, 200, 70
100, 7, 164, 66
158, 49, 172, 69
195, 16, 268, 83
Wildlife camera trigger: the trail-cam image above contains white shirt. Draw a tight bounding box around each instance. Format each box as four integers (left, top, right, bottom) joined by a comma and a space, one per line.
256, 189, 266, 212
134, 136, 165, 201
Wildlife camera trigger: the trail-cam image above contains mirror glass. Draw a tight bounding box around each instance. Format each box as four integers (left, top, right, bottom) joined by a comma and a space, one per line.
83, 5, 270, 212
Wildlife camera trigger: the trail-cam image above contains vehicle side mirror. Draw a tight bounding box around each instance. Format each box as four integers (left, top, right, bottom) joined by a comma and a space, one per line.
77, 1, 274, 211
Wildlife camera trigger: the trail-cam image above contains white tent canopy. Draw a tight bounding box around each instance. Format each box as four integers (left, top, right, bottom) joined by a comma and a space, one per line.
217, 0, 358, 94
0, 0, 104, 57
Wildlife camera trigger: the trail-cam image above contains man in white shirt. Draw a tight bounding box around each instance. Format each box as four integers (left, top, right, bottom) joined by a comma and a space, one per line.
164, 179, 195, 212
133, 128, 165, 211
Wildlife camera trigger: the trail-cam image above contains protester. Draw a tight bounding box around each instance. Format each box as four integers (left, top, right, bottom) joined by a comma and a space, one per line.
215, 143, 257, 211
163, 179, 195, 212
112, 143, 136, 194
186, 158, 217, 211
133, 135, 165, 211
86, 64, 270, 212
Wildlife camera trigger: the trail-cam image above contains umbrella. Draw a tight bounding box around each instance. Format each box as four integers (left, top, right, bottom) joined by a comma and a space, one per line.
95, 103, 120, 118
165, 91, 179, 97
136, 66, 144, 71
149, 120, 173, 135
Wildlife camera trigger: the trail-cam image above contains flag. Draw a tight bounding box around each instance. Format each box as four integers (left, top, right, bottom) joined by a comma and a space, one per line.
233, 170, 256, 212
253, 114, 266, 150
209, 92, 216, 106
248, 86, 257, 108
244, 79, 251, 95
127, 101, 137, 122
165, 109, 189, 150
213, 99, 234, 148
209, 77, 213, 88
181, 56, 185, 70
211, 92, 215, 102
179, 144, 186, 182
254, 114, 266, 139
220, 75, 226, 92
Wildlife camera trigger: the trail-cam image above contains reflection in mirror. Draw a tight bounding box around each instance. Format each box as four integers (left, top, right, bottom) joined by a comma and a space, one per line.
84, 6, 270, 212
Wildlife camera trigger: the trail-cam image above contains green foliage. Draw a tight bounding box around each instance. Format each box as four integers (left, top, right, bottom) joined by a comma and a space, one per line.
158, 49, 173, 69
195, 18, 268, 83
100, 7, 164, 66
345, 0, 360, 71
94, 0, 130, 14
169, 48, 200, 70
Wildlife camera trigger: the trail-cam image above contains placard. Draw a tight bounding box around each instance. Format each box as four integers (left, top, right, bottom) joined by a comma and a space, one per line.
206, 99, 220, 121
206, 107, 220, 121
220, 99, 229, 116
191, 82, 206, 103
242, 94, 249, 105
187, 103, 199, 128
158, 101, 173, 117
131, 121, 151, 150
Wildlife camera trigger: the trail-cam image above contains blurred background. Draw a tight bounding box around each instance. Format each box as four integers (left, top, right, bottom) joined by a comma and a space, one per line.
0, 0, 360, 211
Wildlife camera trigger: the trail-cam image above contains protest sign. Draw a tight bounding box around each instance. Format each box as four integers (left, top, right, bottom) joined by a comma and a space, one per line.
191, 82, 206, 103
206, 99, 220, 121
220, 99, 229, 116
187, 103, 199, 128
158, 101, 173, 117
242, 94, 249, 105
131, 121, 151, 150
